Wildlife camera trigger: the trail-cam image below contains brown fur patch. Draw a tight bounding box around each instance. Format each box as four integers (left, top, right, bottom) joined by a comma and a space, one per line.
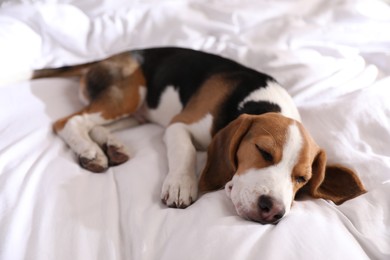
290, 124, 319, 194
32, 63, 93, 79
235, 113, 291, 176
171, 74, 234, 126
199, 114, 254, 192
52, 53, 146, 132
85, 66, 146, 120
293, 124, 366, 203
53, 112, 79, 133
200, 113, 293, 192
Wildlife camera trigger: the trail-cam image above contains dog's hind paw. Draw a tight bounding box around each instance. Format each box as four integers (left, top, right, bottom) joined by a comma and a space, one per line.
78, 149, 108, 173
161, 174, 198, 208
89, 126, 130, 167
104, 144, 129, 166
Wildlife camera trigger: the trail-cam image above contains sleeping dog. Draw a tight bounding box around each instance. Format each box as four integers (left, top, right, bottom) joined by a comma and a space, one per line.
32, 47, 366, 224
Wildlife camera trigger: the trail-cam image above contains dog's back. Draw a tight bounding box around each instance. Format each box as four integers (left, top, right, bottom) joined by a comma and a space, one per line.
132, 47, 300, 134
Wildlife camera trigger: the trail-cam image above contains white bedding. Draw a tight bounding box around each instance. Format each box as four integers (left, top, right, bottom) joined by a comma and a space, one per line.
0, 0, 389, 259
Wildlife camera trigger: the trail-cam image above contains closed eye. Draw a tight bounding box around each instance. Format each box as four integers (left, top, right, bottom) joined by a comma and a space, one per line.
295, 176, 307, 184
255, 145, 273, 162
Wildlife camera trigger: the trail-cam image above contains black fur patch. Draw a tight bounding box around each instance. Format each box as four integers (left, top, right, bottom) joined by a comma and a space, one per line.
134, 47, 283, 135
212, 74, 276, 134
240, 101, 281, 115
134, 47, 263, 108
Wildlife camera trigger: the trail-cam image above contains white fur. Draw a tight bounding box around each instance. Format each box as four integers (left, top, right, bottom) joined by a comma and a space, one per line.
185, 113, 213, 150
90, 124, 129, 160
226, 123, 303, 219
121, 61, 139, 77
238, 81, 301, 122
137, 86, 147, 109
147, 86, 183, 126
57, 113, 111, 166
161, 123, 198, 207
160, 114, 213, 206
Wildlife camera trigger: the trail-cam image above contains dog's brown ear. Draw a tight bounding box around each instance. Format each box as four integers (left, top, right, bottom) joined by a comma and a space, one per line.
198, 114, 253, 192
302, 150, 366, 205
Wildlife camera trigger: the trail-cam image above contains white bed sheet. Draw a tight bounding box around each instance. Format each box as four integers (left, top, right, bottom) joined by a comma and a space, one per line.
0, 0, 389, 259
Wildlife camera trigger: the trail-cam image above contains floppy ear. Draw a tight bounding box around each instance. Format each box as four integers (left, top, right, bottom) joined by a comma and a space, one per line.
303, 150, 366, 205
198, 114, 253, 192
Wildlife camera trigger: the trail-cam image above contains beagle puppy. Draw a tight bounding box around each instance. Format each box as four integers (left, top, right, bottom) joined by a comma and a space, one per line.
32, 47, 366, 224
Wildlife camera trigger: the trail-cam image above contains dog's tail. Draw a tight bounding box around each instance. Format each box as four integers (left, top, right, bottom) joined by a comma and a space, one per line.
0, 62, 97, 86
32, 62, 97, 79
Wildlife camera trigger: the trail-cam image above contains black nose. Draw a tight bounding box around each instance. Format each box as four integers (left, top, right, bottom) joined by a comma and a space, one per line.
258, 195, 286, 223
258, 195, 273, 212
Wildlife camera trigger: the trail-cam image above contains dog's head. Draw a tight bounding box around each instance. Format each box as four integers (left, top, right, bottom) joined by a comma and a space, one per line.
199, 113, 366, 224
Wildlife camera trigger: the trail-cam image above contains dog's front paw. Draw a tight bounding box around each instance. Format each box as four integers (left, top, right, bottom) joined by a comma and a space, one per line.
161, 174, 198, 208
78, 147, 108, 173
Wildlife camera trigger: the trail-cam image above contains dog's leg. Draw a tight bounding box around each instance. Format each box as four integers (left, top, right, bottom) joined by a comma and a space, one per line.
161, 123, 198, 208
89, 117, 140, 166
53, 68, 146, 172
53, 111, 113, 172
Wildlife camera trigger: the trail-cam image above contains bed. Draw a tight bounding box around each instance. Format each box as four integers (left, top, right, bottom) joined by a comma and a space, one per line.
0, 0, 389, 259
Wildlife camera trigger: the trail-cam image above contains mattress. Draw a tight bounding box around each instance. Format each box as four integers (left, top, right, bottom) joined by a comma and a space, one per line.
0, 0, 389, 259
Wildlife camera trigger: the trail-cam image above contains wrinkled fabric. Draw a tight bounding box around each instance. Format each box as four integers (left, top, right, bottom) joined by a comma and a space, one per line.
0, 1, 389, 260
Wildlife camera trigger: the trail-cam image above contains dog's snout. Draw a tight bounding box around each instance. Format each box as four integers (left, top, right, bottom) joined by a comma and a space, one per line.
258, 195, 285, 224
